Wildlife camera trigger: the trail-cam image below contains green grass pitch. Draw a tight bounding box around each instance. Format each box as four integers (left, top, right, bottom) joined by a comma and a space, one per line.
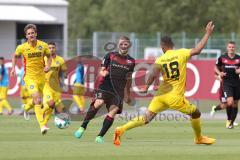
0, 115, 240, 160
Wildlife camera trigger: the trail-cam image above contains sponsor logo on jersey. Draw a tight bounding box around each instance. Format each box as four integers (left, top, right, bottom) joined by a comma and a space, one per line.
28, 52, 42, 58
127, 60, 132, 64
30, 85, 34, 89
38, 46, 43, 50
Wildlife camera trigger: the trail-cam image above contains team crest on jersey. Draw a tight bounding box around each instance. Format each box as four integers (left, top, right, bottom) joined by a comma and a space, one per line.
38, 46, 43, 50
30, 85, 34, 89
127, 60, 132, 64
56, 61, 60, 65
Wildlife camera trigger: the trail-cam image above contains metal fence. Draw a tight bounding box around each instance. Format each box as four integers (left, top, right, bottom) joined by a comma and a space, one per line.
13, 32, 240, 59
67, 31, 240, 59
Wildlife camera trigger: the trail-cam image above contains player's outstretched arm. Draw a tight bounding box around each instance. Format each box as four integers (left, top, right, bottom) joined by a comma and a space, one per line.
190, 21, 215, 57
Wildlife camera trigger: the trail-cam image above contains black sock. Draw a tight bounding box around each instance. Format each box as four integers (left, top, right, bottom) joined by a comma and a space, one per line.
81, 104, 99, 129
226, 107, 233, 121
214, 104, 222, 111
98, 115, 114, 137
231, 107, 238, 124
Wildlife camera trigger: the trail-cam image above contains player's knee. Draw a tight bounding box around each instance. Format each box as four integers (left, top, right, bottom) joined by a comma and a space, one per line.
227, 101, 234, 107
32, 93, 42, 105
48, 100, 55, 108
191, 109, 201, 119
33, 97, 41, 105
94, 99, 104, 108
108, 108, 119, 118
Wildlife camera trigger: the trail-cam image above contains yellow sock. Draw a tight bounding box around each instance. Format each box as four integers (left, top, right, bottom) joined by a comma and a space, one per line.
22, 98, 27, 105
121, 116, 146, 131
73, 95, 85, 110
2, 99, 13, 112
24, 99, 34, 112
191, 118, 202, 139
43, 107, 53, 126
42, 103, 50, 113
34, 104, 44, 128
79, 96, 85, 110
0, 100, 3, 113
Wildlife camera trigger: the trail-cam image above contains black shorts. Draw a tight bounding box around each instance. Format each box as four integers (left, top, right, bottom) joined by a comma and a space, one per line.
223, 82, 240, 100
92, 89, 123, 114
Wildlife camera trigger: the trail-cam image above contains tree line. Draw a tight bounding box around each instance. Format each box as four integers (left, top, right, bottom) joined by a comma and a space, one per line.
68, 0, 240, 39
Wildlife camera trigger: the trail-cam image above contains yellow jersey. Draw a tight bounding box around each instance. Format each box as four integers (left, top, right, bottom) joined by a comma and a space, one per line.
15, 40, 50, 79
155, 49, 191, 96
44, 55, 66, 91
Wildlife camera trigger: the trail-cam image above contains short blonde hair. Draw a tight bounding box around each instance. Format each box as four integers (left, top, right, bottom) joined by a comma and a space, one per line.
119, 35, 130, 41
24, 24, 37, 34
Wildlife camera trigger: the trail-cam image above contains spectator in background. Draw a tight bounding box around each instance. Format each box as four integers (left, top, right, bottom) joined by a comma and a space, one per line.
0, 57, 13, 115
73, 58, 85, 114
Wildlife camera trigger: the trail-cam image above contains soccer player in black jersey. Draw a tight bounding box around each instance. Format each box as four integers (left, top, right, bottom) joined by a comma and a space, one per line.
215, 41, 240, 129
74, 36, 135, 143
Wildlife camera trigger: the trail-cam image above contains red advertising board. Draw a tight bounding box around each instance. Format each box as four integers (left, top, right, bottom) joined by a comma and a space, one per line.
4, 59, 219, 100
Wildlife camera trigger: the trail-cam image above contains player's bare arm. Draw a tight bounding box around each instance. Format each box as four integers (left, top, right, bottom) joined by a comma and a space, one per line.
99, 67, 109, 77
44, 54, 52, 72
235, 67, 240, 74
190, 21, 215, 57
214, 65, 226, 77
140, 64, 161, 93
124, 72, 133, 103
10, 54, 19, 77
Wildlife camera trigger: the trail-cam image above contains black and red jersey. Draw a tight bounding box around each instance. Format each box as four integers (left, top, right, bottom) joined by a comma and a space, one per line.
96, 52, 135, 98
216, 53, 240, 84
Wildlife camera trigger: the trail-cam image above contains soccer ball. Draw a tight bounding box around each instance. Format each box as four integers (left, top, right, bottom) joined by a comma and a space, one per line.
54, 113, 71, 129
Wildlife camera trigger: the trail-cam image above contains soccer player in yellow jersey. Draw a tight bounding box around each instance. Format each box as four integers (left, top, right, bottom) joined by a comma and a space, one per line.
11, 24, 52, 134
42, 42, 67, 127
114, 21, 215, 145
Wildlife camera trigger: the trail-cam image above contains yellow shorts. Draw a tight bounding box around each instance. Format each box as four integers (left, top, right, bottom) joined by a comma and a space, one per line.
73, 83, 85, 95
20, 85, 30, 99
148, 94, 196, 115
43, 85, 62, 105
24, 77, 45, 95
0, 87, 8, 99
